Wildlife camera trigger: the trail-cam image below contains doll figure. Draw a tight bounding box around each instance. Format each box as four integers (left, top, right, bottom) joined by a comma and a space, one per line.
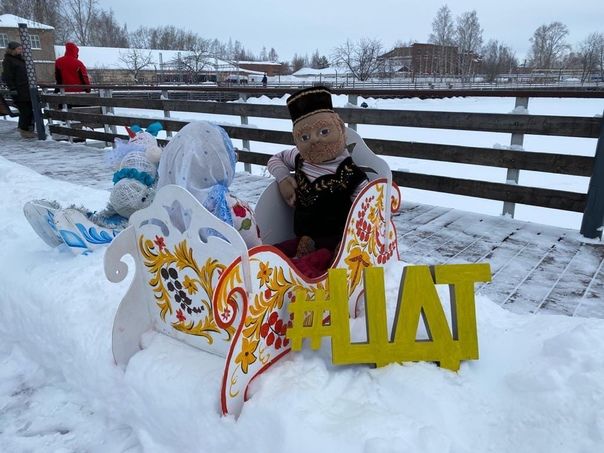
267, 86, 368, 277
157, 121, 261, 249
23, 124, 163, 253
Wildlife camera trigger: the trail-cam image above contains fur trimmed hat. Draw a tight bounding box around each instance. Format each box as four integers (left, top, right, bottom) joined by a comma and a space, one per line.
287, 86, 334, 125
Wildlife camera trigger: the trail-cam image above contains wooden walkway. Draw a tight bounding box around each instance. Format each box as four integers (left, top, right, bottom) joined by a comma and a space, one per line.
1, 120, 603, 319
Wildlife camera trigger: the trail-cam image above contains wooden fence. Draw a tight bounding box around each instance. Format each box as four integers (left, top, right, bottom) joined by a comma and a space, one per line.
38, 85, 604, 238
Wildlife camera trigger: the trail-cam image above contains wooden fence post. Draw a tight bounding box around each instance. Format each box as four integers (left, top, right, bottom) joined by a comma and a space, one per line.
43, 88, 53, 128
61, 88, 73, 144
100, 89, 116, 145
161, 90, 173, 137
580, 111, 604, 239
240, 92, 252, 173
502, 96, 529, 217
347, 94, 358, 131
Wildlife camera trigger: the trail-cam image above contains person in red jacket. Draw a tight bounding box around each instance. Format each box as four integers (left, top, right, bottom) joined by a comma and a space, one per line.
54, 42, 90, 93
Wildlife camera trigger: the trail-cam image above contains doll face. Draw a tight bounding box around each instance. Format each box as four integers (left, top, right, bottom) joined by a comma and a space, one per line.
293, 111, 346, 163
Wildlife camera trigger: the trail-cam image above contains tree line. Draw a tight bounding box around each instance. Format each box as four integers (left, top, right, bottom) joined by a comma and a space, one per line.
0, 0, 279, 63
1, 0, 602, 82
424, 5, 603, 82
331, 5, 602, 82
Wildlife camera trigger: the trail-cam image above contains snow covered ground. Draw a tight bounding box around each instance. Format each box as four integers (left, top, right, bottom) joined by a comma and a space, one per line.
1, 94, 603, 451
1, 149, 604, 451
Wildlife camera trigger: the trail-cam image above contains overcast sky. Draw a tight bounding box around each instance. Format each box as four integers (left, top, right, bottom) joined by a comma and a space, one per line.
99, 0, 604, 62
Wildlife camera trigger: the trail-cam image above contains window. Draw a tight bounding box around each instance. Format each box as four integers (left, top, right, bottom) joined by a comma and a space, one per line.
29, 34, 41, 50
0, 33, 8, 48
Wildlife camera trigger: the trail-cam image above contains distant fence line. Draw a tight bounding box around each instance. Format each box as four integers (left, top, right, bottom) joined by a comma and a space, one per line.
37, 85, 604, 238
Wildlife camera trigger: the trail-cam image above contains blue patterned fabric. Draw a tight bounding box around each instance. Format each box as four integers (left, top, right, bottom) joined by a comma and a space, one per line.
213, 123, 237, 172
195, 124, 237, 227
203, 183, 233, 226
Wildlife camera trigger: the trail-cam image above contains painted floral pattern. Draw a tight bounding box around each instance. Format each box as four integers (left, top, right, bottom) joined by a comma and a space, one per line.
139, 235, 235, 344
220, 180, 401, 414
227, 195, 261, 248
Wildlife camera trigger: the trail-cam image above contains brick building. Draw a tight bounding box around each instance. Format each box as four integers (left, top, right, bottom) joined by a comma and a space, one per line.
236, 61, 283, 76
0, 14, 56, 83
379, 43, 460, 76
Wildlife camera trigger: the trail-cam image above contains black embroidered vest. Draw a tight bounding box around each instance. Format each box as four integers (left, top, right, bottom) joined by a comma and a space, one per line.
294, 155, 367, 239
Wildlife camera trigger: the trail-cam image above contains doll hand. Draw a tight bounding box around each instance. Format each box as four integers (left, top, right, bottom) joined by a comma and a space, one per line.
278, 176, 297, 208
295, 235, 315, 258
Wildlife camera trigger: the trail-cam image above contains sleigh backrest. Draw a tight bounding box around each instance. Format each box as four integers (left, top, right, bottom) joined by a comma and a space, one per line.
256, 127, 391, 245
106, 184, 251, 366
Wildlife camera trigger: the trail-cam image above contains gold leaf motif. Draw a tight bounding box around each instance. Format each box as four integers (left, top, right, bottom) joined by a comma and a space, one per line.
140, 235, 233, 343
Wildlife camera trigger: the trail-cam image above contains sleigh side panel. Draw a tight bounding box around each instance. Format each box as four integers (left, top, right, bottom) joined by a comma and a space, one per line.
108, 185, 251, 364
332, 179, 401, 316
218, 245, 334, 415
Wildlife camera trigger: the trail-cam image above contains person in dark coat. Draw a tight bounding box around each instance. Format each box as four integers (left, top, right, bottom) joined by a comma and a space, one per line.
54, 42, 90, 92
1, 41, 35, 138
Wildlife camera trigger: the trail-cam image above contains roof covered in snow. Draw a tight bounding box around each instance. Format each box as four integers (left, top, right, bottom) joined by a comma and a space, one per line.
53, 45, 267, 74
292, 66, 350, 77
236, 60, 282, 66
0, 14, 54, 30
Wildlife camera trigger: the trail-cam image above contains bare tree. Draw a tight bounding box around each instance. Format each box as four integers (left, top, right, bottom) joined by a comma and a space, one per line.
481, 40, 518, 82
311, 49, 329, 69
90, 8, 128, 47
429, 4, 455, 45
268, 47, 279, 62
128, 25, 198, 50
129, 27, 151, 49
455, 10, 483, 79
332, 38, 383, 81
61, 0, 99, 46
209, 39, 225, 59
528, 22, 570, 69
599, 36, 604, 81
429, 4, 456, 76
578, 32, 604, 82
174, 37, 212, 82
392, 39, 417, 48
232, 40, 254, 61
291, 53, 308, 72
119, 48, 154, 82
279, 60, 291, 74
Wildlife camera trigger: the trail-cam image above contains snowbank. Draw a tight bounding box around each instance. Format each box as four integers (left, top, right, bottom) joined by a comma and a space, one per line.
1, 156, 603, 452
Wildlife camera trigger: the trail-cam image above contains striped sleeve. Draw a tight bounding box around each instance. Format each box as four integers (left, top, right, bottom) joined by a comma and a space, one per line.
267, 147, 299, 182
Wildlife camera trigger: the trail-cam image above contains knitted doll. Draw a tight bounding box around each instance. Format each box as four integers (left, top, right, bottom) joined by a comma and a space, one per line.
24, 125, 163, 250
95, 128, 163, 226
267, 86, 368, 277
157, 121, 261, 249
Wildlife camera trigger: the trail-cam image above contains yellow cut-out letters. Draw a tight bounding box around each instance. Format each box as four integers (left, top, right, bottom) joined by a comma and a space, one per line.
286, 264, 491, 371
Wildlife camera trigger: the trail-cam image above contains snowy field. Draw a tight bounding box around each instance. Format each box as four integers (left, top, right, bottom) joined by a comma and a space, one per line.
1, 153, 604, 451
1, 95, 603, 451
111, 95, 604, 230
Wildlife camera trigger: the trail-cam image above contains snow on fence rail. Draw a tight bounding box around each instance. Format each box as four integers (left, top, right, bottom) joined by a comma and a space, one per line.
38, 85, 604, 238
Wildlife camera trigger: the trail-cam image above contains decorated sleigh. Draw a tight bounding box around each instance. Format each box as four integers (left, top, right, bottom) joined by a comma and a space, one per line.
105, 128, 401, 416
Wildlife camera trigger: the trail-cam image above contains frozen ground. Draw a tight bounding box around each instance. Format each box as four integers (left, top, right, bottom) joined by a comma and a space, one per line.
0, 92, 603, 452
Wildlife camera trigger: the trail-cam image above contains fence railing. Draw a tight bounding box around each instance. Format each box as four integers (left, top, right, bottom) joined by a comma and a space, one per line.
38, 85, 604, 238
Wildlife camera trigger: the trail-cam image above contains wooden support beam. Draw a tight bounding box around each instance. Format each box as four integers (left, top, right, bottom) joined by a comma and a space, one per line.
580, 113, 604, 238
